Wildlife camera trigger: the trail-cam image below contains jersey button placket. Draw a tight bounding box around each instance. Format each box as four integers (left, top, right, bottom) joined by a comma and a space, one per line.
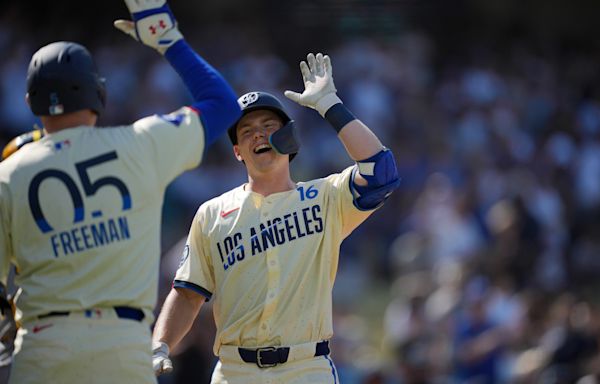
258, 249, 280, 341
264, 253, 279, 307
257, 196, 280, 342
262, 196, 273, 217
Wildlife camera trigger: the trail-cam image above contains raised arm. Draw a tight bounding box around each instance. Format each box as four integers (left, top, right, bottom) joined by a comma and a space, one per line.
114, 0, 241, 146
285, 53, 400, 209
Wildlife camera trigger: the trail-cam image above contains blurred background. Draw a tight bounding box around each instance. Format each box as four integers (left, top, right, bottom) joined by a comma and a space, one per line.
3, 0, 600, 383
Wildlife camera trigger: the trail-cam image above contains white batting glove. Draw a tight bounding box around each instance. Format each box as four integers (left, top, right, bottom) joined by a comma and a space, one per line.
152, 341, 173, 376
114, 0, 183, 55
284, 53, 342, 117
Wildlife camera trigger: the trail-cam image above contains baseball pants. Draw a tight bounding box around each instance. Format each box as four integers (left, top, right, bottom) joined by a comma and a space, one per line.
10, 308, 155, 384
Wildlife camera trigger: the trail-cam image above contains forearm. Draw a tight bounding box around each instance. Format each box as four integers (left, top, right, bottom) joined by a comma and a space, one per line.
325, 102, 399, 205
153, 287, 205, 350
336, 119, 384, 162
164, 40, 241, 146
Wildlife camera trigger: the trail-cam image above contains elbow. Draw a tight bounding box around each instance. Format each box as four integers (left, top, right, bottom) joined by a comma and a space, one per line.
352, 176, 401, 211
352, 148, 401, 210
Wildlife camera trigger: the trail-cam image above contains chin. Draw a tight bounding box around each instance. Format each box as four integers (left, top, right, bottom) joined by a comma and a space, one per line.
252, 155, 286, 172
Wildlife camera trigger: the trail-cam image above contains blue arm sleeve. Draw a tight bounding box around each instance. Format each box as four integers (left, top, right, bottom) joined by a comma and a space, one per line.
164, 40, 241, 146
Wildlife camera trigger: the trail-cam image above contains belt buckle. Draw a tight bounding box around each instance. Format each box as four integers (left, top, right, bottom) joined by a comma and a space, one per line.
256, 347, 277, 368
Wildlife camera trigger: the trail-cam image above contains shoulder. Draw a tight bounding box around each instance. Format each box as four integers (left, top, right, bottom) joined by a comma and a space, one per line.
0, 152, 20, 179
132, 107, 200, 132
0, 139, 47, 179
0, 160, 13, 186
194, 185, 245, 220
305, 165, 356, 189
88, 124, 134, 141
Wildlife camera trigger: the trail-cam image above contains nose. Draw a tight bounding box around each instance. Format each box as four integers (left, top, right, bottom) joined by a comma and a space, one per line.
252, 128, 266, 140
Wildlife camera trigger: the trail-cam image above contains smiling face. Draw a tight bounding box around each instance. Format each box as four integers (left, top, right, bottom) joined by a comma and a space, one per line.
233, 109, 289, 174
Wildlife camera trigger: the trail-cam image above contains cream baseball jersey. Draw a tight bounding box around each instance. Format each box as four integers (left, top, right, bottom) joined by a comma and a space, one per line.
0, 106, 204, 323
175, 165, 374, 355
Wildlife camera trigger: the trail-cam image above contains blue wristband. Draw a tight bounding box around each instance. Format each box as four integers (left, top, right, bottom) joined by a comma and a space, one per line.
324, 103, 356, 133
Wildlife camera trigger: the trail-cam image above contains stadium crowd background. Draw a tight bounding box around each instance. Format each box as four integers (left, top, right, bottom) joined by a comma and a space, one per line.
2, 1, 600, 383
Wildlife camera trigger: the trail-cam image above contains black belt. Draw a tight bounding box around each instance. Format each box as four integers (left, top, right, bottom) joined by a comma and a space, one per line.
238, 340, 330, 368
38, 306, 144, 322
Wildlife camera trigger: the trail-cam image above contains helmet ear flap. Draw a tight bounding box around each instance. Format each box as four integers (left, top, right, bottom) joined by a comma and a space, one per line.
269, 120, 299, 155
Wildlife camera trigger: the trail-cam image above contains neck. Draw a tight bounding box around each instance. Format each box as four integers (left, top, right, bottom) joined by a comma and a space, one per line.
245, 167, 295, 196
40, 110, 97, 134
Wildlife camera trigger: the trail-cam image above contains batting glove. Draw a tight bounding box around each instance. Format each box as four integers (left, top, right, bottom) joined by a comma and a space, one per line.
114, 0, 183, 55
152, 341, 173, 376
284, 53, 342, 117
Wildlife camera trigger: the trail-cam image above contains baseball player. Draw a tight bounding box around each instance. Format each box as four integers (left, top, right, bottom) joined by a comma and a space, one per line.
152, 53, 401, 383
0, 0, 240, 382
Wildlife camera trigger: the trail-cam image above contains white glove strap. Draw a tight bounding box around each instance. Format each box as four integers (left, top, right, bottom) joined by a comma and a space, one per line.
152, 340, 170, 356
315, 93, 342, 117
155, 28, 183, 54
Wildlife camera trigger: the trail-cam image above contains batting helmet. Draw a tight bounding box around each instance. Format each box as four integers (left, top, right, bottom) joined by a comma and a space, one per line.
228, 91, 300, 160
26, 41, 106, 117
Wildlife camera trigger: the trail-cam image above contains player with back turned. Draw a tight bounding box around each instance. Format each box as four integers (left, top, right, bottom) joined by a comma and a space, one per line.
152, 53, 401, 382
0, 0, 241, 383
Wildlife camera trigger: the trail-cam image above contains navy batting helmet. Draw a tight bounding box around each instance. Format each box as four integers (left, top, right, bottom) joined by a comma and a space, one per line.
228, 91, 300, 160
26, 41, 106, 117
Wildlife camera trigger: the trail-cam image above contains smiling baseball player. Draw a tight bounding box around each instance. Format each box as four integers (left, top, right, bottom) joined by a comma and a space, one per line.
152, 53, 400, 383
0, 0, 240, 383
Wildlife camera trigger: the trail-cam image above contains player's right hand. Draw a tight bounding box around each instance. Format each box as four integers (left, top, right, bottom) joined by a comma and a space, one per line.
114, 0, 183, 55
152, 341, 173, 376
284, 52, 342, 117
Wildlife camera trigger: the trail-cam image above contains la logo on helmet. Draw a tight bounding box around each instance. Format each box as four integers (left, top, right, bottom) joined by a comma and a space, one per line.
239, 92, 259, 108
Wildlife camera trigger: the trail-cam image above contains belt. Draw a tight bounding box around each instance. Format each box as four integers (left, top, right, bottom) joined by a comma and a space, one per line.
238, 340, 330, 368
38, 306, 145, 322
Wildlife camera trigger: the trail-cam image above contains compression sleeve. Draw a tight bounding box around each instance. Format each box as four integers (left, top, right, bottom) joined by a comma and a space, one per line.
164, 40, 241, 146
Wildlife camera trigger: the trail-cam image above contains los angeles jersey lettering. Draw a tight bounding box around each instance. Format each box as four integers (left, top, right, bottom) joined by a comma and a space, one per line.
175, 166, 375, 355
0, 107, 205, 323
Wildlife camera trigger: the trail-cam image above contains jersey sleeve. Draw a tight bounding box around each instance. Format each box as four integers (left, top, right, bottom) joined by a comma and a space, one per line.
173, 207, 215, 301
326, 165, 375, 239
132, 106, 205, 188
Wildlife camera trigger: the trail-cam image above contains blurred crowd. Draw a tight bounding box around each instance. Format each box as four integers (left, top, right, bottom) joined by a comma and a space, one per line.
3, 2, 600, 383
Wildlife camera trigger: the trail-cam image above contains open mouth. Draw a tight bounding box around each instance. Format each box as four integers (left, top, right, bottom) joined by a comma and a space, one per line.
254, 144, 272, 154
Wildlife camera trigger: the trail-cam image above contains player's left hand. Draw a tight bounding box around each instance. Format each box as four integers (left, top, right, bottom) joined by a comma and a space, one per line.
0, 285, 18, 366
284, 53, 342, 117
152, 341, 173, 376
114, 0, 183, 55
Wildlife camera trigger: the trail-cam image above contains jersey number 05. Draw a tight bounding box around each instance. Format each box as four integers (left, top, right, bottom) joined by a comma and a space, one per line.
28, 151, 132, 234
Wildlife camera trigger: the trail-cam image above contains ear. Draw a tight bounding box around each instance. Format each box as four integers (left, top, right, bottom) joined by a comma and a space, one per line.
233, 145, 244, 162
25, 93, 31, 107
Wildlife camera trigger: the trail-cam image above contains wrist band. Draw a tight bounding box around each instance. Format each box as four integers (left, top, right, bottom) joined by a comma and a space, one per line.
324, 103, 356, 133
